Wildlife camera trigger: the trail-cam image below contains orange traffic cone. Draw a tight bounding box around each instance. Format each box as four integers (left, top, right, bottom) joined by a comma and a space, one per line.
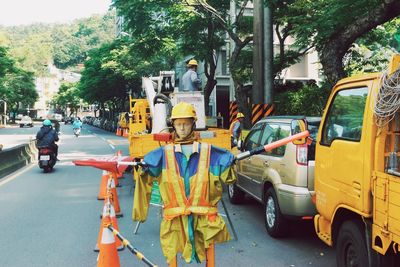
97, 215, 121, 267
122, 128, 128, 137
112, 171, 120, 187
115, 128, 121, 136
97, 171, 110, 200
108, 176, 123, 217
95, 200, 124, 252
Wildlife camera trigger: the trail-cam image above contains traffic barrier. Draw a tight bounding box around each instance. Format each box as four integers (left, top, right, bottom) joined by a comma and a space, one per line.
0, 141, 37, 179
251, 103, 275, 125
97, 215, 121, 267
107, 225, 158, 267
95, 199, 124, 252
97, 171, 110, 200
229, 101, 238, 126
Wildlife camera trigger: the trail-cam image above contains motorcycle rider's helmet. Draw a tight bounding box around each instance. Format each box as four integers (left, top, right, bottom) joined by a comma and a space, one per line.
43, 119, 52, 126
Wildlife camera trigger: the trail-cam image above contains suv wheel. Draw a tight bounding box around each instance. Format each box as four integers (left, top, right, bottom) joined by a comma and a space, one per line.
227, 183, 245, 204
264, 188, 288, 238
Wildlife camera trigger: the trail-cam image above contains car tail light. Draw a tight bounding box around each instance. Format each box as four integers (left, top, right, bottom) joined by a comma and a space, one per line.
296, 144, 308, 165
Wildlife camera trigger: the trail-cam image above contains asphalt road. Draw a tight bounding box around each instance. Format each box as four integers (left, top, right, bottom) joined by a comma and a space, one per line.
0, 123, 336, 267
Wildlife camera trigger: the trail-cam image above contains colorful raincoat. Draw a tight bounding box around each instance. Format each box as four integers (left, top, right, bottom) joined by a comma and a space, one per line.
133, 142, 236, 263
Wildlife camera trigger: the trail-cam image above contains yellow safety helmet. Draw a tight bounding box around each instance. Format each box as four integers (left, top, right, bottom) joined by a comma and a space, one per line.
171, 102, 197, 121
237, 112, 245, 119
187, 59, 198, 67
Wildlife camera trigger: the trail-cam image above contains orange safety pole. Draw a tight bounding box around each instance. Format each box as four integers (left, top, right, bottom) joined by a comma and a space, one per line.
168, 256, 177, 267
236, 130, 310, 161
206, 243, 215, 267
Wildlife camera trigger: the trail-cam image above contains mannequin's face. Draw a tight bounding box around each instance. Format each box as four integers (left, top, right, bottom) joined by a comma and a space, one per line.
173, 118, 194, 138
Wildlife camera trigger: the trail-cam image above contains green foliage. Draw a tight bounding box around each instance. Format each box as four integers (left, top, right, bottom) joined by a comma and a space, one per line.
78, 41, 129, 111
344, 18, 400, 75
52, 12, 116, 69
2, 68, 38, 113
0, 46, 37, 115
0, 11, 116, 74
274, 82, 331, 116
52, 82, 81, 116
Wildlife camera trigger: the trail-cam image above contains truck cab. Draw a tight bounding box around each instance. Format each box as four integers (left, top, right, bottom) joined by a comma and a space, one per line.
311, 55, 400, 266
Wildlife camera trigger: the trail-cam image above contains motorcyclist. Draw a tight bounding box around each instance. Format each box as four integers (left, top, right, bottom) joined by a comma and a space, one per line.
36, 119, 59, 160
72, 118, 82, 130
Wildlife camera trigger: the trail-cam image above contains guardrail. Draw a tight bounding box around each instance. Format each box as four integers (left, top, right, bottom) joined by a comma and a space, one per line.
0, 140, 37, 179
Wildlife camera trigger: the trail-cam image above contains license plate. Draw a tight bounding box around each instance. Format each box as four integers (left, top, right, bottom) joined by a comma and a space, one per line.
40, 155, 50, 160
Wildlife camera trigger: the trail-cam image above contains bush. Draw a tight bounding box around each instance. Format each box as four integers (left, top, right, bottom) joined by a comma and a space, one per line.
274, 82, 331, 116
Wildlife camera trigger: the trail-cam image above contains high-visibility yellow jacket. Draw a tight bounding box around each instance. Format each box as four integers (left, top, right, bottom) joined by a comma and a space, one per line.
133, 142, 236, 263
229, 119, 242, 140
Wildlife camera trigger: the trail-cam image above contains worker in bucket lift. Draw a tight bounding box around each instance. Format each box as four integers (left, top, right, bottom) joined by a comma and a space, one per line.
133, 102, 236, 266
229, 112, 245, 148
181, 59, 202, 92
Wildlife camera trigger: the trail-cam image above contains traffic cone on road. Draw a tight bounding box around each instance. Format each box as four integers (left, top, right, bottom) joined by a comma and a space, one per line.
122, 128, 128, 137
95, 200, 124, 252
97, 215, 121, 267
115, 128, 121, 136
97, 171, 110, 200
108, 176, 123, 217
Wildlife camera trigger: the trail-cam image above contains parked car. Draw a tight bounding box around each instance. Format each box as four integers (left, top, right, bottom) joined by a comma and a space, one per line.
53, 114, 63, 122
64, 116, 74, 124
19, 116, 33, 128
228, 116, 321, 238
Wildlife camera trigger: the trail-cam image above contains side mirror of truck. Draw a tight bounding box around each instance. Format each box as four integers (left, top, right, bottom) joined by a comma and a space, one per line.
291, 119, 307, 145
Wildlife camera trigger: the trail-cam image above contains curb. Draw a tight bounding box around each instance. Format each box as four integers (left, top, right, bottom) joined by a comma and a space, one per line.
0, 140, 37, 179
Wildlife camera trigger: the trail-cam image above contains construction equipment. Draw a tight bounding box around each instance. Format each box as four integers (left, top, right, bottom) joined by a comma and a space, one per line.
128, 71, 230, 159
293, 54, 400, 266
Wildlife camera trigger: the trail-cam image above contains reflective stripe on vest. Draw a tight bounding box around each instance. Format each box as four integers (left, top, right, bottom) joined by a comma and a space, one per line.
163, 143, 214, 220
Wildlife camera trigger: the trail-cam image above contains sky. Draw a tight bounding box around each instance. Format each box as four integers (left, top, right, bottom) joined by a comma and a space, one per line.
0, 0, 112, 26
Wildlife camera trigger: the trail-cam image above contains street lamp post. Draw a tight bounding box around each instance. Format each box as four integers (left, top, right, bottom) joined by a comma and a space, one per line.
0, 99, 6, 126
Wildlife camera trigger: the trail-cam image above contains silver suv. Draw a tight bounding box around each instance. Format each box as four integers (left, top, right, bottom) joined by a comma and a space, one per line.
228, 116, 321, 237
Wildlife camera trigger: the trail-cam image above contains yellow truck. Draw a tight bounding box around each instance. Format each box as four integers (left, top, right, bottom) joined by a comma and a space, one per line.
294, 55, 400, 266
128, 73, 230, 159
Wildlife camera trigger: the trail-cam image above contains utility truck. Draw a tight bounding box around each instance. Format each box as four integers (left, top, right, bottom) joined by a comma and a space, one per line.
294, 55, 400, 266
128, 71, 230, 159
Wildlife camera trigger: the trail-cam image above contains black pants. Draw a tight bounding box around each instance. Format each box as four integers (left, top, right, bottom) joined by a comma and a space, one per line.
50, 143, 58, 157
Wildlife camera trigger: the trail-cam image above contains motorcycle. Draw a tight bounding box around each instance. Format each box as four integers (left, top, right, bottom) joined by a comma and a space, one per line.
73, 127, 81, 137
38, 147, 56, 173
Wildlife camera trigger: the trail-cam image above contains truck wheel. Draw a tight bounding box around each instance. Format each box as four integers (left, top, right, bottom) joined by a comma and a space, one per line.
336, 221, 368, 267
264, 188, 288, 238
227, 183, 245, 204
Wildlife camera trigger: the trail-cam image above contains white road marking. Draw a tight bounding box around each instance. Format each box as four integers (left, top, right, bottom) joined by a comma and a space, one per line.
0, 164, 35, 187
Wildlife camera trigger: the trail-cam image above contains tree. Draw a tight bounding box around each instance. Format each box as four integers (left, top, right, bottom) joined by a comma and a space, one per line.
78, 41, 130, 117
52, 12, 116, 69
3, 68, 37, 121
52, 82, 81, 116
286, 0, 400, 85
112, 0, 229, 115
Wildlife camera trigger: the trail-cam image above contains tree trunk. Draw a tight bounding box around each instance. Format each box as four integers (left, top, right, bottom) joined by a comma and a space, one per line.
320, 0, 400, 85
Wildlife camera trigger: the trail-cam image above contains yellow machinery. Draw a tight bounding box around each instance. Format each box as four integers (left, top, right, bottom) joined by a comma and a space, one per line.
128, 97, 151, 134
128, 72, 230, 159
309, 54, 400, 265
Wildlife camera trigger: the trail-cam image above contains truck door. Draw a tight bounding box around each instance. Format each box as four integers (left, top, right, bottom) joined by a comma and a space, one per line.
316, 85, 369, 216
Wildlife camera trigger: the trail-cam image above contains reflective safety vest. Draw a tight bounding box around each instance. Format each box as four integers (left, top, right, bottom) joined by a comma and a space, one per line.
162, 143, 217, 220
229, 119, 241, 138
